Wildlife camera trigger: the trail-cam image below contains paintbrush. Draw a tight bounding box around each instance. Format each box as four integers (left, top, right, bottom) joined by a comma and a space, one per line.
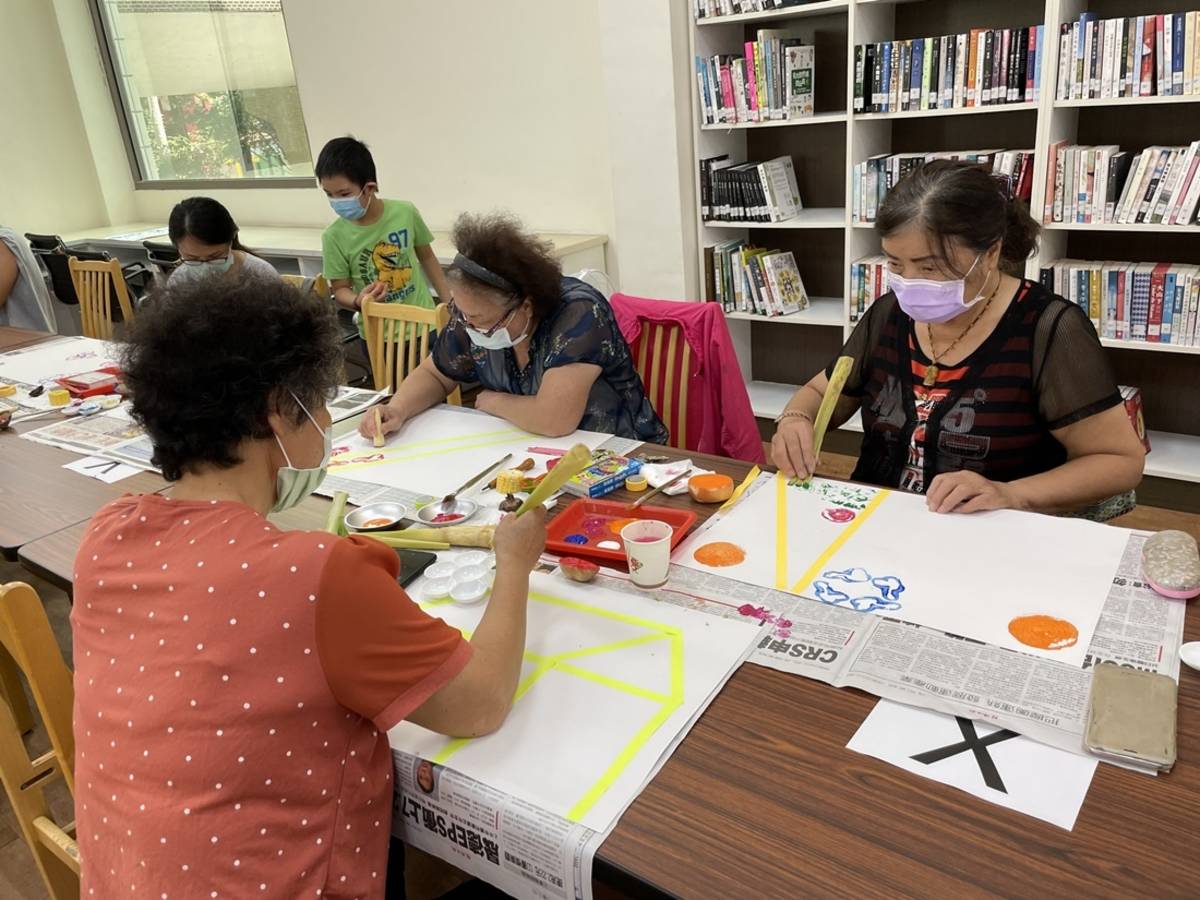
512, 444, 593, 516
802, 355, 854, 486
442, 452, 511, 509
631, 467, 692, 509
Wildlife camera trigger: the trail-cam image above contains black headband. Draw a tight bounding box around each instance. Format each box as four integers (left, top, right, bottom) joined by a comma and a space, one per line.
452, 253, 518, 296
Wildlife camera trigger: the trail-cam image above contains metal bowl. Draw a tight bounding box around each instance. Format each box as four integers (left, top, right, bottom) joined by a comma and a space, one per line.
415, 498, 479, 527
344, 501, 409, 533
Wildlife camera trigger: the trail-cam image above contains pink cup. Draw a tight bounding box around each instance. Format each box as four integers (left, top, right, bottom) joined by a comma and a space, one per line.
620, 519, 673, 588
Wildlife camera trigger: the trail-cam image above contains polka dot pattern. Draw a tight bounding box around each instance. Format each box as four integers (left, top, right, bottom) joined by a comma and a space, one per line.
72, 495, 395, 898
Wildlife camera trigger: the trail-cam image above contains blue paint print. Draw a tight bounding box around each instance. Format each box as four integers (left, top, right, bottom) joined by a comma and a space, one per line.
812, 567, 906, 613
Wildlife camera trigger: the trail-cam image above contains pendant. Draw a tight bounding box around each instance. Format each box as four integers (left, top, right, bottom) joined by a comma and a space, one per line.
923, 364, 939, 387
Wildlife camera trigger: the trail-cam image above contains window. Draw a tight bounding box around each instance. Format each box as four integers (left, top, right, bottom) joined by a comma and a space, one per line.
92, 0, 313, 186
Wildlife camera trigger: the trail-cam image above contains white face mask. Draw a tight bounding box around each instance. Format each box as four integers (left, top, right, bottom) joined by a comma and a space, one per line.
465, 304, 530, 351
176, 253, 235, 280
271, 392, 331, 514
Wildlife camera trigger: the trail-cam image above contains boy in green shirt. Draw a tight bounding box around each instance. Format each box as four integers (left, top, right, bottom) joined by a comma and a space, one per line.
317, 136, 452, 337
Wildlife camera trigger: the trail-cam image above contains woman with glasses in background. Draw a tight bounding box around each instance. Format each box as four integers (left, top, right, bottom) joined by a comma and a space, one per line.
361, 212, 668, 442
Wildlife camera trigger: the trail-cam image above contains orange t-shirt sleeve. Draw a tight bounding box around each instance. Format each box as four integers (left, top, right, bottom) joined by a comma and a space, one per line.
315, 535, 472, 731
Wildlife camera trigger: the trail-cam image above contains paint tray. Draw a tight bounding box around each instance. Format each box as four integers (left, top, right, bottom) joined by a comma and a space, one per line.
545, 498, 696, 564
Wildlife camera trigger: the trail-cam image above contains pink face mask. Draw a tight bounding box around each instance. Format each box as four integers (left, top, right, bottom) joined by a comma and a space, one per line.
890, 254, 987, 324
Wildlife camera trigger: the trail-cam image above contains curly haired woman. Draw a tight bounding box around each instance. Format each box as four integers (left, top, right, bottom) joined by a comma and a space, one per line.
361, 212, 668, 442
71, 277, 546, 898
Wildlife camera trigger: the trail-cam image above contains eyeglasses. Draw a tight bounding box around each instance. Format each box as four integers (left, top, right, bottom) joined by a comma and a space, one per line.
447, 299, 519, 337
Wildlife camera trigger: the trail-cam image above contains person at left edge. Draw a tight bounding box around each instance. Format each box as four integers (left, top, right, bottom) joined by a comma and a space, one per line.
317, 135, 453, 336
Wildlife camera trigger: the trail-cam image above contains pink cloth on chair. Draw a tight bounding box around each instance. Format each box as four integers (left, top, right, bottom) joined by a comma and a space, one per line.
610, 293, 765, 464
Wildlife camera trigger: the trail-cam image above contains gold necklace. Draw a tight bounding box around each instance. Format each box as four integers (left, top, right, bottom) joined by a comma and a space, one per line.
923, 273, 1001, 387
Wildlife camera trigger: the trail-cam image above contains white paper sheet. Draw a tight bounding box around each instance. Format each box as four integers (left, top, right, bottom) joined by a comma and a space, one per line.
329, 405, 610, 498
0, 337, 120, 410
389, 571, 759, 833
675, 474, 1129, 667
63, 456, 142, 484
848, 700, 1098, 830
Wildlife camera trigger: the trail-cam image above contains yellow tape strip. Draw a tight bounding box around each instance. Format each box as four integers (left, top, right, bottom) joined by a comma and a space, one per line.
528, 591, 684, 636
565, 634, 684, 822
717, 465, 761, 514
774, 472, 789, 590
548, 633, 669, 664
789, 488, 891, 594
551, 662, 672, 704
333, 431, 527, 472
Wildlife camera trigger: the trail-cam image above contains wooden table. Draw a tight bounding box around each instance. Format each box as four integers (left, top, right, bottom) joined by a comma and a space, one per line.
14, 444, 1200, 897
0, 326, 57, 352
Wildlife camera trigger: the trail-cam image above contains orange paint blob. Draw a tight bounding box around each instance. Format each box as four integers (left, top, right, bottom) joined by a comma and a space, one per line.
608, 517, 637, 535
693, 541, 747, 567
1008, 615, 1079, 650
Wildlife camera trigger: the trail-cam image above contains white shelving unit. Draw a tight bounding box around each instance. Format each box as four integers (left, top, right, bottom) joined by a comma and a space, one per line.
688, 0, 1200, 486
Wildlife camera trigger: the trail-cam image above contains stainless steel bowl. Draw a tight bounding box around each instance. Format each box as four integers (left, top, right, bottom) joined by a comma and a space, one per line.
344, 501, 409, 533
415, 498, 479, 527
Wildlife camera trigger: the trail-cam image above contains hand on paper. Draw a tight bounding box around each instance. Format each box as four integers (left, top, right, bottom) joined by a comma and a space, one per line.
926, 470, 1017, 514
771, 416, 817, 479
494, 505, 547, 573
357, 402, 405, 441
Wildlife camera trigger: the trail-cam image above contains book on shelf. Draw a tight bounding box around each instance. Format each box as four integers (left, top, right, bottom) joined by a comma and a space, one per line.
1039, 259, 1200, 346
1041, 141, 1200, 226
853, 24, 1043, 114
706, 241, 811, 317
1057, 12, 1200, 100
699, 155, 803, 223
852, 149, 1034, 224
849, 256, 891, 323
695, 31, 815, 125
694, 0, 812, 20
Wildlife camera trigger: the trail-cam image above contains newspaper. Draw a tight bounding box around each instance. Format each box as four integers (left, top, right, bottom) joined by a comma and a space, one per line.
598, 528, 1184, 761
392, 750, 606, 900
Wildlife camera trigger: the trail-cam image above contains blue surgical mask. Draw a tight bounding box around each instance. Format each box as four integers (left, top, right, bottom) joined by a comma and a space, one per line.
271, 392, 332, 513
329, 188, 368, 221
465, 305, 530, 351
177, 254, 235, 278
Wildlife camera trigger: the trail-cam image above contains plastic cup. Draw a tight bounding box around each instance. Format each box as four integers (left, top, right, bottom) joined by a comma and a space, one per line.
620, 519, 673, 589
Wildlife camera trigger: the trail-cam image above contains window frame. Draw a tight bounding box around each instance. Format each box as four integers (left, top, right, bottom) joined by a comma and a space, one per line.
87, 0, 315, 191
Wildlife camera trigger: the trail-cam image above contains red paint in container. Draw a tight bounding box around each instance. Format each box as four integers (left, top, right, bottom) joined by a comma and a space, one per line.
430, 512, 464, 524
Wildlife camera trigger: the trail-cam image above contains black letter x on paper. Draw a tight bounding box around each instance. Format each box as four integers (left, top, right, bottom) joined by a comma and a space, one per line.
910, 717, 1019, 793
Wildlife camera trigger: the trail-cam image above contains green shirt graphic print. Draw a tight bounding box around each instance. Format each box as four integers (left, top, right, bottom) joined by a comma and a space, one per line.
321, 199, 437, 338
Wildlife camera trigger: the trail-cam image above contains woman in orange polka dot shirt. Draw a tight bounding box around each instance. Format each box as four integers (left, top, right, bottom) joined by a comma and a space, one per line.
72, 277, 546, 899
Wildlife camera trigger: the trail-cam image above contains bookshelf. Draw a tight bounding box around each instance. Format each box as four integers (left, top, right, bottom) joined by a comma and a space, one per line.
687, 0, 1200, 489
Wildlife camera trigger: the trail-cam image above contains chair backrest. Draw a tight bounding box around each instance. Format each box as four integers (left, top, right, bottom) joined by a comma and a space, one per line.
142, 239, 179, 278
25, 234, 111, 307
631, 318, 692, 450
361, 299, 461, 405
280, 272, 330, 300
0, 582, 80, 899
68, 257, 135, 339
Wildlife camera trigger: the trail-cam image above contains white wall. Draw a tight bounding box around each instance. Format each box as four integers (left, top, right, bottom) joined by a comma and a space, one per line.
0, 0, 108, 234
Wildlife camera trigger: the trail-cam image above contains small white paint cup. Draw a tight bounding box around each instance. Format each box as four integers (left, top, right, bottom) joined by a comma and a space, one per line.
620, 519, 673, 589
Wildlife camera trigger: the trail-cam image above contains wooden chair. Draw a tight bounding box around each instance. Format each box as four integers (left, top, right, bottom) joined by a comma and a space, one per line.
632, 319, 692, 450
67, 256, 135, 340
361, 299, 461, 405
0, 582, 79, 899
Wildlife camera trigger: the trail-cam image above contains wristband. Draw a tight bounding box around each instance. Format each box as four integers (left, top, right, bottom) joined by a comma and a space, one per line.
774, 410, 813, 425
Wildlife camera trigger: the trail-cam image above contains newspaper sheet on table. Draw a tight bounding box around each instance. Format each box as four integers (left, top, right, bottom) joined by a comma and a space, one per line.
600, 523, 1184, 760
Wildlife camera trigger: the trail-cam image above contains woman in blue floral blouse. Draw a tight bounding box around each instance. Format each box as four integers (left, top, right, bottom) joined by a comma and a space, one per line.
361, 212, 668, 442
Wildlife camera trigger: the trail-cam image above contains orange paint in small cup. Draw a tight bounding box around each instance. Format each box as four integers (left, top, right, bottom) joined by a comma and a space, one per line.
1008, 614, 1079, 650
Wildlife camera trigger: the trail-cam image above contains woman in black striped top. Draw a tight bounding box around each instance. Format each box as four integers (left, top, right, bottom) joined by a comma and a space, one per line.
772, 160, 1145, 516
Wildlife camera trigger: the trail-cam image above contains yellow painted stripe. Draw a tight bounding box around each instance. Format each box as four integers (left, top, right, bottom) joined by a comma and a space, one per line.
332, 432, 528, 472
789, 489, 891, 594
717, 465, 760, 514
548, 633, 669, 665
774, 472, 789, 590
551, 662, 672, 704
529, 591, 682, 635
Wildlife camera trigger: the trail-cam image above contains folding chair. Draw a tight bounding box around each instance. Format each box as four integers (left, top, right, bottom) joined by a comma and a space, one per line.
0, 582, 79, 900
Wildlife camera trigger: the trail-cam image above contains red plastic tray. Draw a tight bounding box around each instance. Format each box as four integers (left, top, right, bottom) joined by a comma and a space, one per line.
545, 498, 697, 565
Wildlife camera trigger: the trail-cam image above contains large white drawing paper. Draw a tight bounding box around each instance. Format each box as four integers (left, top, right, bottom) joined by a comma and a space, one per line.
0, 336, 118, 387
676, 475, 1130, 667
848, 700, 1098, 831
389, 571, 759, 833
329, 404, 610, 497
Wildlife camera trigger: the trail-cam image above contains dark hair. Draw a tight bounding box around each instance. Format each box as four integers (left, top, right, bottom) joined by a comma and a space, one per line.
121, 278, 343, 481
447, 212, 563, 318
315, 136, 376, 188
168, 197, 250, 253
876, 160, 1040, 276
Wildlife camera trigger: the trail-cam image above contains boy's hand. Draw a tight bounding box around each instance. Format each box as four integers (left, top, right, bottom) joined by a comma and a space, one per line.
493, 506, 547, 574
355, 281, 388, 310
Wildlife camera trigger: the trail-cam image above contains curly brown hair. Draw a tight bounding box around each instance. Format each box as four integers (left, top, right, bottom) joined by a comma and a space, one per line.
448, 212, 563, 318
